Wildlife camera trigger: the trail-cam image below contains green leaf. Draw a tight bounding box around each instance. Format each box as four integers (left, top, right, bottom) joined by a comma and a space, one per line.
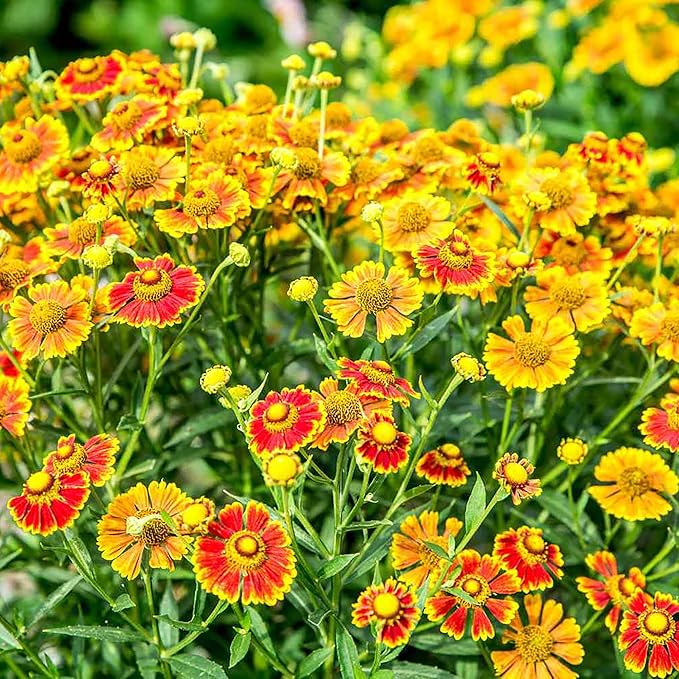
0, 548, 22, 570
394, 484, 434, 509
418, 376, 438, 409
336, 626, 365, 679
63, 530, 93, 576
163, 409, 230, 448
154, 615, 204, 632
112, 594, 135, 612
397, 308, 457, 359
229, 631, 251, 668
240, 373, 269, 412
122, 459, 157, 479
389, 661, 460, 679
297, 647, 333, 677
443, 587, 479, 607
46, 626, 140, 642
167, 654, 228, 678
464, 473, 486, 533
0, 621, 20, 650
117, 412, 142, 432
317, 553, 359, 580
247, 607, 276, 655
313, 333, 338, 372
308, 608, 331, 627
478, 195, 521, 241
409, 633, 480, 656
134, 643, 160, 679
423, 541, 449, 560
159, 585, 179, 647
30, 575, 82, 629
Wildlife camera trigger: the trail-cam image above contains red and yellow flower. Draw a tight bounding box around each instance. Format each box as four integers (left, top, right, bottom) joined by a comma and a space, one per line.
355, 413, 411, 473
54, 54, 124, 103
336, 357, 418, 406
193, 500, 297, 605
44, 214, 136, 260
0, 242, 56, 309
416, 443, 471, 487
97, 480, 192, 580
494, 453, 542, 505
8, 470, 90, 536
247, 386, 326, 457
105, 254, 204, 328
81, 157, 121, 202
640, 393, 679, 452
352, 578, 420, 648
576, 550, 646, 633
465, 151, 502, 194
43, 433, 119, 487
425, 550, 520, 640
493, 526, 564, 592
0, 375, 31, 438
391, 510, 463, 588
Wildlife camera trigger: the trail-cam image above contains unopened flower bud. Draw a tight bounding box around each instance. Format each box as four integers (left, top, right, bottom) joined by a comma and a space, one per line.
84, 203, 111, 224
172, 115, 204, 137
170, 32, 197, 50
311, 71, 342, 89
511, 89, 545, 112
557, 437, 588, 465
307, 41, 337, 60
175, 88, 204, 107
82, 244, 113, 270
193, 28, 217, 50
200, 365, 232, 394
451, 352, 486, 382
270, 147, 297, 170
46, 180, 70, 198
506, 250, 531, 269
281, 54, 305, 71
361, 202, 383, 223
229, 242, 250, 267
523, 190, 551, 212
287, 276, 318, 302
205, 62, 230, 80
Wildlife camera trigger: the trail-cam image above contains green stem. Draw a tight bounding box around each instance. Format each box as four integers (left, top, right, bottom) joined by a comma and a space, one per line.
307, 301, 337, 358
0, 614, 53, 678
607, 235, 644, 291
163, 599, 230, 657
318, 89, 328, 159
654, 234, 664, 302
143, 570, 172, 679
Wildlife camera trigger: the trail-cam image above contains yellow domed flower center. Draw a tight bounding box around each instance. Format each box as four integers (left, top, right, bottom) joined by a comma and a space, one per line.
515, 333, 551, 368
541, 177, 573, 209
559, 439, 587, 464
111, 101, 143, 131
204, 137, 235, 165
439, 444, 462, 460
641, 610, 675, 642
68, 217, 98, 245
326, 103, 351, 128
182, 503, 209, 527
293, 148, 322, 179
550, 279, 587, 310
26, 470, 54, 495
439, 241, 473, 269
245, 114, 269, 140
524, 534, 545, 554
414, 136, 443, 165
29, 300, 67, 335
372, 421, 398, 445
381, 119, 408, 143
183, 188, 221, 218
552, 238, 584, 266
140, 518, 174, 546
618, 577, 637, 598
462, 578, 482, 596
324, 390, 363, 426
76, 57, 104, 81
456, 356, 479, 375
458, 574, 490, 605
226, 530, 266, 569
124, 156, 160, 191
516, 625, 554, 662
289, 121, 318, 148
266, 453, 299, 483
51, 441, 87, 474
133, 268, 173, 302
5, 130, 42, 164
263, 402, 299, 432
360, 361, 396, 385
504, 461, 529, 485
245, 84, 276, 112
236, 535, 259, 556
0, 258, 29, 290
266, 402, 290, 422
661, 313, 679, 342
397, 202, 430, 233
666, 401, 679, 430
373, 592, 401, 620
355, 278, 393, 313
89, 159, 116, 179
619, 466, 650, 497
352, 158, 381, 185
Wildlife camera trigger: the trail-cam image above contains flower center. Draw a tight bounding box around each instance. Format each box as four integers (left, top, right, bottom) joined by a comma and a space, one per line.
0, 258, 29, 290
294, 148, 322, 179
355, 278, 393, 313
235, 535, 259, 556
458, 574, 490, 605
68, 217, 98, 245
51, 441, 87, 474
373, 592, 401, 619
29, 300, 67, 335
438, 241, 473, 270
372, 421, 398, 445
661, 314, 679, 342
5, 130, 42, 164
397, 202, 429, 232
204, 137, 235, 164
324, 390, 363, 426
289, 121, 318, 148
666, 401, 679, 430
359, 361, 396, 385
25, 470, 55, 495
541, 177, 573, 209
245, 114, 269, 140
504, 461, 529, 485
516, 625, 554, 662
75, 57, 105, 81
523, 534, 545, 554
643, 611, 673, 639
132, 268, 173, 302
140, 518, 174, 546
514, 333, 551, 368
266, 453, 299, 483
111, 101, 143, 131
182, 503, 209, 527
267, 402, 290, 422
618, 577, 637, 598
124, 156, 160, 191
183, 188, 221, 218
549, 279, 587, 310
225, 530, 266, 570
89, 159, 116, 179
263, 402, 299, 432
560, 440, 586, 464
352, 158, 381, 185
439, 444, 462, 460
551, 238, 584, 266
456, 356, 479, 375
413, 136, 443, 165
618, 466, 650, 497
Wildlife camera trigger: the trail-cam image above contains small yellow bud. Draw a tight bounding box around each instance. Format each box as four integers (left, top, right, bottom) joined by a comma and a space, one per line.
263, 452, 302, 486
281, 54, 306, 71
172, 115, 204, 137
361, 202, 383, 223
292, 75, 310, 91
175, 88, 204, 107
311, 71, 342, 90
479, 45, 503, 69
548, 9, 570, 29
287, 276, 319, 302
511, 89, 546, 112
269, 147, 297, 170
170, 32, 197, 50
82, 244, 113, 270
629, 215, 673, 237
506, 250, 531, 269
219, 384, 252, 410
229, 242, 250, 267
205, 62, 230, 80
451, 353, 487, 382
523, 190, 551, 212
84, 203, 112, 224
193, 28, 217, 50
556, 437, 588, 465
3, 56, 30, 82
307, 41, 337, 60
200, 365, 232, 394
46, 180, 70, 198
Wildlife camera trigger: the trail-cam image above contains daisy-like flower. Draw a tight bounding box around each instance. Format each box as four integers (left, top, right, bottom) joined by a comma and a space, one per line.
8, 281, 92, 360
351, 578, 420, 648
588, 447, 679, 521
247, 386, 326, 457
54, 54, 123, 103
336, 357, 418, 406
97, 481, 192, 580
0, 243, 56, 309
313, 377, 389, 451
640, 393, 679, 452
524, 266, 610, 333
494, 453, 542, 505
0, 116, 69, 193
105, 254, 204, 328
491, 593, 584, 679
631, 301, 679, 363
355, 413, 411, 474
154, 171, 251, 237
116, 145, 185, 211
391, 510, 463, 588
425, 550, 520, 640
465, 151, 502, 194
451, 353, 487, 382
415, 229, 496, 296
193, 501, 296, 605
381, 193, 453, 253
44, 215, 136, 260
8, 469, 90, 536
557, 437, 588, 465
81, 157, 121, 202
619, 590, 679, 678
416, 443, 471, 487
493, 526, 564, 592
176, 497, 216, 536
324, 261, 423, 343
43, 433, 119, 487
576, 550, 646, 633
512, 166, 597, 237
0, 375, 31, 438
535, 231, 613, 276
483, 315, 580, 392
91, 96, 168, 152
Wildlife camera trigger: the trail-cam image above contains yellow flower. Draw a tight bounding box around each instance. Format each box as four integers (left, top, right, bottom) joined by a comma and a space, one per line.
557, 438, 588, 465
200, 365, 232, 394
287, 277, 319, 303
451, 353, 487, 382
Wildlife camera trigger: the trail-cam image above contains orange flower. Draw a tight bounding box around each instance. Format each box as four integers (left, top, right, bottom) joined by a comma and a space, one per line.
336, 357, 418, 406
391, 510, 462, 588
534, 231, 613, 275
324, 261, 423, 343
0, 116, 69, 193
416, 443, 471, 487
0, 375, 31, 438
355, 413, 411, 473
54, 54, 124, 103
465, 151, 502, 194
9, 280, 92, 360
97, 481, 192, 580
43, 433, 119, 487
81, 157, 121, 201
0, 239, 56, 309
640, 393, 679, 452
44, 214, 136, 260
630, 301, 679, 362
494, 453, 542, 505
